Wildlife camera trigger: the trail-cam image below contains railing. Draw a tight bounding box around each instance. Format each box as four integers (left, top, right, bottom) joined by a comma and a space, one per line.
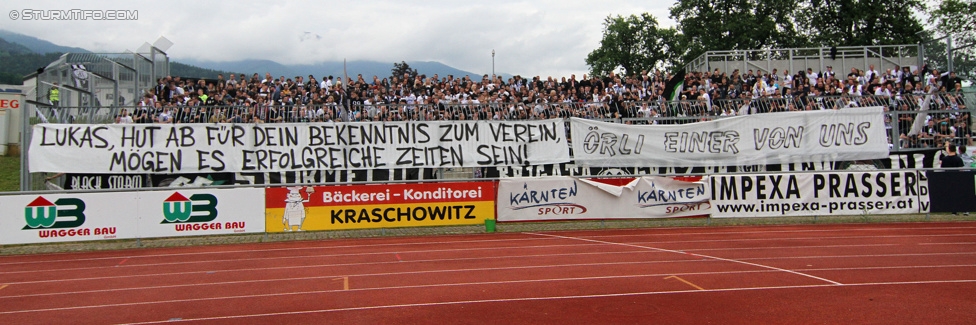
685, 44, 921, 77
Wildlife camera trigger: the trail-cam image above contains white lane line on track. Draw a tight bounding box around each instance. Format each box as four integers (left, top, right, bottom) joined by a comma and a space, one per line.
684, 243, 901, 252
0, 242, 617, 274
739, 251, 976, 261
602, 233, 976, 246
3, 270, 783, 314
9, 278, 974, 323
0, 241, 907, 275
4, 231, 970, 273
7, 260, 976, 301
0, 236, 556, 265
3, 224, 972, 265
577, 225, 976, 239
5, 242, 973, 283
7, 252, 976, 300
795, 264, 976, 272
527, 232, 843, 285
4, 265, 976, 316
0, 255, 713, 286
0, 259, 719, 299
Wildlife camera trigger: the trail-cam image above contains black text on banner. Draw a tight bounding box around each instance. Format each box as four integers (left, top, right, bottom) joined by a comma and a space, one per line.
29, 120, 571, 173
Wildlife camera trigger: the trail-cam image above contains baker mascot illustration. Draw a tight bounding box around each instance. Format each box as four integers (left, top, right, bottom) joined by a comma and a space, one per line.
283, 186, 313, 231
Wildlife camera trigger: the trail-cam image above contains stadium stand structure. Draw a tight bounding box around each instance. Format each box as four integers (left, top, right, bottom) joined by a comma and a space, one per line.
16, 43, 975, 189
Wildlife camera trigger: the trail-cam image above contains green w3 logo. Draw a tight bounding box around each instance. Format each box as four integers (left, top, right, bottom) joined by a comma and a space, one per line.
162, 193, 218, 223
24, 197, 86, 229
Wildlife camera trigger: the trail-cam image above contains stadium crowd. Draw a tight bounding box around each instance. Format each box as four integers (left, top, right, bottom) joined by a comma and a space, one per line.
113, 64, 970, 147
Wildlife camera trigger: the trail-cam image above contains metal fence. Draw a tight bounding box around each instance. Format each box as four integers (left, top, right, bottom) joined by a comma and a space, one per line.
685, 45, 921, 77
29, 37, 171, 111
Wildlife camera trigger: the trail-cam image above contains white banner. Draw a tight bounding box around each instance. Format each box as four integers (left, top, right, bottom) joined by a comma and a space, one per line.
497, 176, 710, 221
29, 119, 570, 173
570, 107, 890, 167
0, 188, 265, 245
709, 171, 929, 217
137, 188, 265, 237
0, 192, 139, 245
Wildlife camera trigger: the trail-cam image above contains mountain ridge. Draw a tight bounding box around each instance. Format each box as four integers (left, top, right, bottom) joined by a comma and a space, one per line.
0, 30, 91, 54
0, 29, 501, 83
176, 58, 484, 81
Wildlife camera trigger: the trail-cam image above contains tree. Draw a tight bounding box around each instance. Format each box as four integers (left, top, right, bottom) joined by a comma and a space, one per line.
0, 50, 63, 84
657, 27, 689, 72
927, 0, 976, 79
669, 0, 807, 63
928, 0, 975, 38
169, 62, 232, 79
585, 13, 679, 77
588, 0, 931, 76
391, 61, 417, 80
797, 0, 926, 47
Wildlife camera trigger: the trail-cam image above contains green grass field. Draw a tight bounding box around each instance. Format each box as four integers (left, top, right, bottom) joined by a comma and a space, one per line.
0, 156, 19, 192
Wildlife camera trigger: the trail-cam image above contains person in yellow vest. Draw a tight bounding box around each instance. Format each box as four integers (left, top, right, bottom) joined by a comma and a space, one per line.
196, 88, 208, 103
48, 82, 60, 107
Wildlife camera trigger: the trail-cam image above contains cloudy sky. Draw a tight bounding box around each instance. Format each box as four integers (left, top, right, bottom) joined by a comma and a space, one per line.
4, 0, 677, 78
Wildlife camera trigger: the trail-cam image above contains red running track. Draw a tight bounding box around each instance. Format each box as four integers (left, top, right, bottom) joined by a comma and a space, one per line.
1, 222, 976, 324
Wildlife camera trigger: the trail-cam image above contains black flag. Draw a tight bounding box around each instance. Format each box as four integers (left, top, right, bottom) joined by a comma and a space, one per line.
663, 68, 686, 101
